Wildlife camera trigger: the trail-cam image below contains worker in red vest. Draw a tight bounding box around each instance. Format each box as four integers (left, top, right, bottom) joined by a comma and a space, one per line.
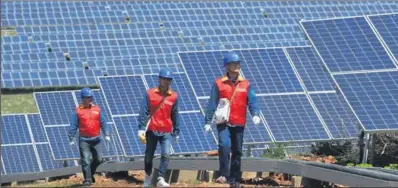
204, 52, 261, 188
68, 87, 110, 186
137, 68, 180, 187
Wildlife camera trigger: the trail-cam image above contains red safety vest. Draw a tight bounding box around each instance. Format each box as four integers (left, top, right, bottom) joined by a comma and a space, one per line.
75, 104, 101, 137
215, 75, 250, 126
147, 88, 178, 133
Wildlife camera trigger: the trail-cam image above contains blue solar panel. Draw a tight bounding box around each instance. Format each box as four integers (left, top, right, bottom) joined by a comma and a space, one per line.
334, 71, 398, 131
310, 93, 360, 139
99, 76, 147, 116
301, 16, 397, 72
112, 116, 147, 157
237, 48, 303, 93
368, 13, 398, 63
1, 115, 31, 144
45, 126, 80, 160
258, 95, 330, 142
2, 145, 40, 174
179, 51, 225, 97
197, 98, 273, 144
35, 91, 77, 126
286, 47, 335, 91
36, 144, 75, 171
73, 90, 112, 123
144, 73, 200, 112
172, 112, 217, 154
26, 114, 48, 143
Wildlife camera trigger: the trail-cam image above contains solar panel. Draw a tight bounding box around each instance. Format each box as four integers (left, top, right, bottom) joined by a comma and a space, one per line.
45, 126, 80, 160
237, 48, 303, 94
34, 91, 77, 126
27, 114, 48, 143
99, 75, 147, 116
285, 47, 335, 91
73, 90, 112, 122
144, 73, 201, 112
197, 98, 273, 144
171, 112, 217, 154
2, 145, 40, 174
367, 13, 398, 63
179, 51, 226, 97
1, 115, 31, 144
301, 16, 397, 73
258, 95, 330, 142
36, 144, 75, 171
310, 93, 360, 139
334, 70, 398, 131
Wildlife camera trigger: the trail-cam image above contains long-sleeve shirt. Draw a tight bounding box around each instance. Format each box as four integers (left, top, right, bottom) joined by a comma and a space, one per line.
137, 92, 180, 137
204, 79, 260, 126
67, 107, 110, 142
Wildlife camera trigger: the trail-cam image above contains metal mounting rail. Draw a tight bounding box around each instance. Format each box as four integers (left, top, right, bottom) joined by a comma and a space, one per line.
2, 157, 398, 187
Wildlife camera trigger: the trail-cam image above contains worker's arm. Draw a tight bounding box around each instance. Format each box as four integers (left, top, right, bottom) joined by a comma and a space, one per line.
137, 92, 150, 131
171, 95, 180, 136
100, 111, 110, 136
204, 82, 219, 125
67, 111, 79, 142
247, 85, 260, 117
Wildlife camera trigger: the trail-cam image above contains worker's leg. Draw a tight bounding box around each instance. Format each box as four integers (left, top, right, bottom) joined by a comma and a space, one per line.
79, 139, 93, 183
90, 138, 102, 183
217, 123, 231, 178
144, 131, 159, 176
229, 126, 245, 185
158, 133, 171, 178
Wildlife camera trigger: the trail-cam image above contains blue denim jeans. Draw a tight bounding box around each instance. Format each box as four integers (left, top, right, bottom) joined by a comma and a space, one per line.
217, 124, 245, 184
79, 138, 102, 183
144, 131, 172, 178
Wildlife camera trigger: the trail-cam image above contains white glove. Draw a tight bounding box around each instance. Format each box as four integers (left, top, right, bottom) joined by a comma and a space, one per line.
204, 124, 211, 133
253, 116, 261, 125
104, 136, 111, 141
174, 136, 179, 142
138, 130, 146, 137
69, 141, 75, 146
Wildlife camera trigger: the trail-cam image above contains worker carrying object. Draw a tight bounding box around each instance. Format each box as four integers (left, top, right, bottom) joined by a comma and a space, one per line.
67, 87, 111, 186
137, 68, 180, 187
204, 52, 261, 188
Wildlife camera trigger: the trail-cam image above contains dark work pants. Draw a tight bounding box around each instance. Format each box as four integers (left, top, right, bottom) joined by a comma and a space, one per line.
144, 131, 172, 178
79, 138, 102, 183
217, 123, 245, 184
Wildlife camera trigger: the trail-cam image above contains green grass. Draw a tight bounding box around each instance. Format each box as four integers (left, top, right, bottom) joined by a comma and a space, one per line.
1, 93, 38, 114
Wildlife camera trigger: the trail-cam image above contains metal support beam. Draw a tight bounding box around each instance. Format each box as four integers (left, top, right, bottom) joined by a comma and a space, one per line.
362, 133, 370, 163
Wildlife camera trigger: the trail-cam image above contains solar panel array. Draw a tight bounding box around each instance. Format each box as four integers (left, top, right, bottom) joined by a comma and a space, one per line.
301, 13, 398, 133
2, 0, 398, 176
2, 1, 398, 89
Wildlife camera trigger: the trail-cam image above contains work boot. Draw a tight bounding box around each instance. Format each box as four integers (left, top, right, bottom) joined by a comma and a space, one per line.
156, 177, 170, 187
83, 181, 92, 186
215, 176, 227, 183
230, 182, 242, 188
143, 174, 151, 187
91, 175, 95, 183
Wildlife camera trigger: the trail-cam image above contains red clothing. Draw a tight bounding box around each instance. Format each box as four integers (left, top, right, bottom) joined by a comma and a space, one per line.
147, 88, 178, 133
75, 104, 101, 137
215, 75, 250, 126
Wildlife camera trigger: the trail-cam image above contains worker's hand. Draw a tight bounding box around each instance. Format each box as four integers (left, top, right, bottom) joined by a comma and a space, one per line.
253, 116, 261, 126
174, 136, 179, 143
104, 135, 111, 141
204, 124, 211, 133
69, 141, 75, 146
138, 130, 146, 137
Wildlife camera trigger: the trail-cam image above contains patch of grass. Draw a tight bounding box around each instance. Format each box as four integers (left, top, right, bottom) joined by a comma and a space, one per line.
1, 93, 38, 114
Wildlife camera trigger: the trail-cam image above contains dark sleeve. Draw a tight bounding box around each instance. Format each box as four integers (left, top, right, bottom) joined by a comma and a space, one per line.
204, 82, 219, 125
247, 85, 260, 117
67, 111, 79, 142
171, 95, 180, 136
137, 92, 150, 131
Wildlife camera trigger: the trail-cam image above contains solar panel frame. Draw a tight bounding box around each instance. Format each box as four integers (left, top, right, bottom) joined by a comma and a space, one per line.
300, 16, 398, 73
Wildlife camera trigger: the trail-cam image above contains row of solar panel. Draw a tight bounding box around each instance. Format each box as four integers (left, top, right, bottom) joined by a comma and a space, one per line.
1, 40, 310, 63
2, 0, 396, 9
5, 19, 302, 39
3, 25, 303, 44
2, 33, 305, 55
